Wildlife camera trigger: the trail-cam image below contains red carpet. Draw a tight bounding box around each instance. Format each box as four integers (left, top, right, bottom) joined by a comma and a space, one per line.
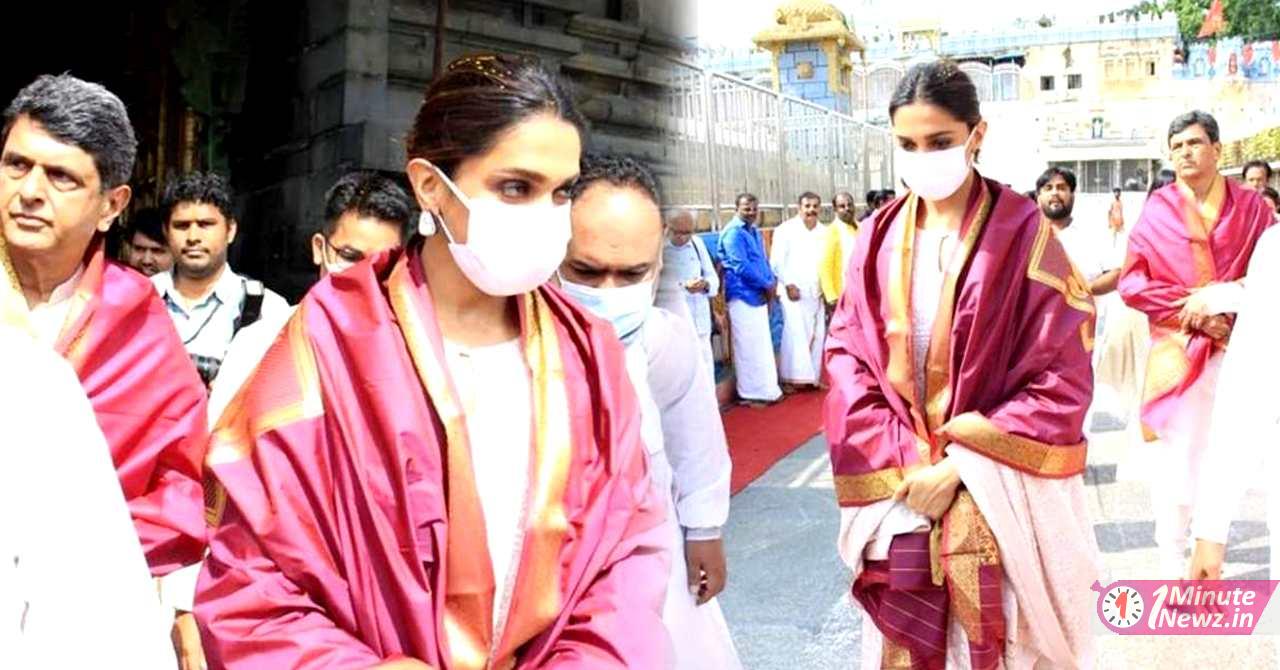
723, 390, 825, 494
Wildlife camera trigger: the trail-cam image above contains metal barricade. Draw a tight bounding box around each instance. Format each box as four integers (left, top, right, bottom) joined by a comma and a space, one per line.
662, 57, 895, 227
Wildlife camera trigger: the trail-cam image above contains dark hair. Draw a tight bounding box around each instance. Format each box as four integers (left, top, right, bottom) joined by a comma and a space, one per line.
798, 191, 821, 204
864, 189, 878, 205
127, 207, 166, 246
570, 152, 662, 206
162, 172, 235, 223
1243, 159, 1273, 181
876, 189, 897, 207
1148, 168, 1177, 198
1024, 190, 1037, 200
1262, 186, 1280, 211
889, 60, 981, 128
1035, 166, 1077, 193
735, 192, 758, 207
1113, 187, 1122, 195
3, 74, 137, 189
1167, 110, 1220, 145
833, 191, 855, 206
322, 171, 413, 238
405, 53, 586, 179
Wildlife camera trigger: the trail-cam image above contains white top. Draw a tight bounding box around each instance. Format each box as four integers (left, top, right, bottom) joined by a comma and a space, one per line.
769, 217, 825, 299
658, 236, 719, 337
0, 326, 174, 668
152, 265, 290, 362
27, 265, 83, 346
1052, 220, 1117, 282
442, 338, 532, 629
911, 228, 950, 399
1194, 225, 1280, 544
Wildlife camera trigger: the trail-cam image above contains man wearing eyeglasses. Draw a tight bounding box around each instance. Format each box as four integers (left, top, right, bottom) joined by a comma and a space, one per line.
207, 171, 411, 421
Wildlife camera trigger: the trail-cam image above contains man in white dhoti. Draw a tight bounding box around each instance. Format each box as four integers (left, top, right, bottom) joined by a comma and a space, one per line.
719, 193, 782, 404
771, 191, 826, 390
558, 153, 741, 669
658, 208, 720, 381
1188, 222, 1280, 580
0, 324, 175, 668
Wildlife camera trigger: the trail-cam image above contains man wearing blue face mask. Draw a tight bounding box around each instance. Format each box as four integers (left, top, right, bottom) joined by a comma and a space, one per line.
558, 153, 742, 670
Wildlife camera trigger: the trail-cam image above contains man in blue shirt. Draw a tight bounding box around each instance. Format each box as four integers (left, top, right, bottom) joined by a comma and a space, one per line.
718, 193, 782, 404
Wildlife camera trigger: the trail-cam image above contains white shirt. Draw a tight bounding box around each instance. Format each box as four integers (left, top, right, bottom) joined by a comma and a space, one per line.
658, 236, 720, 337
769, 217, 825, 299
206, 306, 296, 424
152, 265, 290, 362
0, 327, 174, 668
1052, 220, 1116, 282
27, 265, 83, 346
636, 308, 732, 534
443, 338, 532, 629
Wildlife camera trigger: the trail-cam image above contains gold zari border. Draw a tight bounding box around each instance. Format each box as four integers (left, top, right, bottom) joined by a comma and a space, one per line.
938, 412, 1087, 478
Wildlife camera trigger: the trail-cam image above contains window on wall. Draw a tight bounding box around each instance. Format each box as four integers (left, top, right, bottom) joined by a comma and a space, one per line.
1148, 61, 1156, 76
1040, 76, 1055, 91
1068, 74, 1082, 89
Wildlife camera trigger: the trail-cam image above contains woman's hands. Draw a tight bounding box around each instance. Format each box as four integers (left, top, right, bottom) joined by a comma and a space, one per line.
893, 458, 962, 520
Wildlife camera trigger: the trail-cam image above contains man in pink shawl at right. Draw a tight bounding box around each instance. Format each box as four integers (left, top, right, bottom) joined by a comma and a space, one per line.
1119, 110, 1274, 578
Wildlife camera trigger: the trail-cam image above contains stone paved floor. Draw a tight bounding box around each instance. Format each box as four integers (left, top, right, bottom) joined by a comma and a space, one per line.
720, 424, 1276, 669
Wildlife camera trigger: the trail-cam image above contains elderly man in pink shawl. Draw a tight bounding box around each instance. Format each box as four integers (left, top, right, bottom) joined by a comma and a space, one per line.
1119, 110, 1274, 578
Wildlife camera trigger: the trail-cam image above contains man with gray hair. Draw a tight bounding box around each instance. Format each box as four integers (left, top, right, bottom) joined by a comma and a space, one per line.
0, 75, 208, 580
658, 208, 720, 380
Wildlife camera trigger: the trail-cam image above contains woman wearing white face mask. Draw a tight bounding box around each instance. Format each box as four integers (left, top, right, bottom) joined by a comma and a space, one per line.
824, 60, 1102, 668
195, 54, 671, 670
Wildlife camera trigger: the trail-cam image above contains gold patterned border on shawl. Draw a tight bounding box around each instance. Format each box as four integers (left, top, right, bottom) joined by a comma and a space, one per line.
1141, 331, 1192, 408
834, 466, 909, 506
491, 291, 572, 667
937, 411, 1087, 478
204, 305, 325, 524
1028, 220, 1096, 316
884, 195, 927, 452
387, 258, 494, 670
1176, 176, 1225, 288
940, 490, 1001, 646
923, 183, 993, 438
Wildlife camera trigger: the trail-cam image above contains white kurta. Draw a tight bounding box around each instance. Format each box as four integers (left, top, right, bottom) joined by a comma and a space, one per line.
658, 237, 720, 382
0, 326, 175, 668
626, 308, 741, 670
1195, 226, 1280, 574
770, 217, 826, 384
444, 337, 533, 630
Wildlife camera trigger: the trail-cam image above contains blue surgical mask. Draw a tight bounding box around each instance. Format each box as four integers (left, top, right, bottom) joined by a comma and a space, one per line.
557, 273, 654, 345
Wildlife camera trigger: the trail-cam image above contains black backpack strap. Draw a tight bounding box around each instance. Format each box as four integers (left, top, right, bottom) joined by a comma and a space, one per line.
235, 278, 265, 336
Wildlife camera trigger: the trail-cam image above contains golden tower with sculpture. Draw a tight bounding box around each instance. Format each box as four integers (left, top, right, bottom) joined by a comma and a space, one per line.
752, 0, 865, 113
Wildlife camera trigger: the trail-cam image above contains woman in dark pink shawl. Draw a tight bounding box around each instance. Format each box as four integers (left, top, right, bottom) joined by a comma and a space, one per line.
824, 60, 1101, 669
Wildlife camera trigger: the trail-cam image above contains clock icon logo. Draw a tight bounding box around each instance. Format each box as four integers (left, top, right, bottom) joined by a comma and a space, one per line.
1100, 585, 1145, 628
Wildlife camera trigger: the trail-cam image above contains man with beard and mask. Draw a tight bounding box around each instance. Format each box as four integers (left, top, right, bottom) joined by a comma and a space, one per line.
558, 153, 741, 670
152, 172, 289, 386
819, 191, 859, 309
770, 191, 826, 390
1036, 167, 1120, 297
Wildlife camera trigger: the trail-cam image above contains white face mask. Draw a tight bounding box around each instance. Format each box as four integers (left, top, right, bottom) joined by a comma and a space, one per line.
557, 272, 654, 345
418, 166, 571, 297
895, 129, 977, 202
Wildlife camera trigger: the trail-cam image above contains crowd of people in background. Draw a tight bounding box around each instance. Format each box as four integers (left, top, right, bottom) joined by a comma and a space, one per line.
2, 51, 1279, 670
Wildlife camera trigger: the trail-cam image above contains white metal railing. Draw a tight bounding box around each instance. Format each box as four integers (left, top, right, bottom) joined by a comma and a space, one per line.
663, 57, 894, 225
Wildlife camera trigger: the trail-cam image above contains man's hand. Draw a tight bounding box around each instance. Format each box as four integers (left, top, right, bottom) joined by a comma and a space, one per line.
685, 277, 710, 294
1177, 285, 1223, 332
685, 538, 727, 605
785, 284, 801, 302
893, 458, 961, 520
764, 281, 778, 302
172, 611, 206, 670
1188, 539, 1227, 580
1200, 314, 1232, 341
